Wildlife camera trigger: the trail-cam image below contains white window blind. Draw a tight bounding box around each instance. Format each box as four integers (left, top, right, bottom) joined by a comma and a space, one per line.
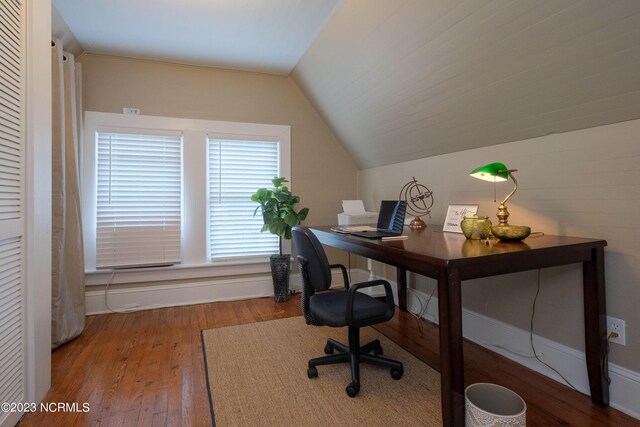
208, 139, 279, 260
96, 132, 182, 269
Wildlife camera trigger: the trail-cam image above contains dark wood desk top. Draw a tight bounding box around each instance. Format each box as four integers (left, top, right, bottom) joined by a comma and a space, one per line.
311, 226, 607, 280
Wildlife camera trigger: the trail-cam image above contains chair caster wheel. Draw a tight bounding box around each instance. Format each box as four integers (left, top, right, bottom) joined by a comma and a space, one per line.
307, 366, 318, 378
390, 367, 403, 380
324, 343, 334, 354
346, 382, 360, 397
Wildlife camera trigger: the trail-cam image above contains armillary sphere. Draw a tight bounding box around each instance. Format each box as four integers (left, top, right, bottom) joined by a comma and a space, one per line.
399, 177, 434, 229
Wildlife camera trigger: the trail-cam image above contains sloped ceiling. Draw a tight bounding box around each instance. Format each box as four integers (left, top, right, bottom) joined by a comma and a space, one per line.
292, 0, 640, 169
52, 0, 344, 75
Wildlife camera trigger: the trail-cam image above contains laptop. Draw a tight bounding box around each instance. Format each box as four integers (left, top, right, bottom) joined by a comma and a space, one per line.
350, 200, 407, 239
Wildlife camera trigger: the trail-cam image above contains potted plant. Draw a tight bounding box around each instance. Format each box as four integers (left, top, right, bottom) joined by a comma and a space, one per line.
251, 176, 309, 301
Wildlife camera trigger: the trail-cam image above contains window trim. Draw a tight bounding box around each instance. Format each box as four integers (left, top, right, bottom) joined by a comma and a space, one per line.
83, 111, 291, 283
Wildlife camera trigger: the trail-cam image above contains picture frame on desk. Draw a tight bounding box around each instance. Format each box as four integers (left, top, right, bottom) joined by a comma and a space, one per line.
443, 204, 479, 233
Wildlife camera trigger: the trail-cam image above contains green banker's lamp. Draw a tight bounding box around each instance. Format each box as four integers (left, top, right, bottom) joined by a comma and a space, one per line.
470, 162, 531, 241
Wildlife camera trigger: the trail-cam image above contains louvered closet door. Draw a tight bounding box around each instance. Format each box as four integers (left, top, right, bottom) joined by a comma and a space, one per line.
0, 0, 26, 426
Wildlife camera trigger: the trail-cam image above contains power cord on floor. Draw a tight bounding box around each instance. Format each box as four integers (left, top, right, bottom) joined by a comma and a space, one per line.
477, 267, 613, 389
530, 269, 581, 392
485, 343, 543, 359
603, 332, 614, 386
407, 284, 437, 333
104, 270, 142, 313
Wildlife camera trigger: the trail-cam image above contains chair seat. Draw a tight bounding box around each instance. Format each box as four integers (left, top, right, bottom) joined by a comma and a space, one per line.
310, 290, 391, 328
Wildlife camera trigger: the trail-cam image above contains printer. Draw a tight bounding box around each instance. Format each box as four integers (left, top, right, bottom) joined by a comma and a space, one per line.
337, 200, 378, 226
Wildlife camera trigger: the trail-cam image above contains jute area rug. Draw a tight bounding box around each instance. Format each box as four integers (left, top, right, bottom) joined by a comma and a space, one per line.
201, 316, 442, 426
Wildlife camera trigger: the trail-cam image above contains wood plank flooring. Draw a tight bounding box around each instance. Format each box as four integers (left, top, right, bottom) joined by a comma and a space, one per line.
19, 295, 638, 426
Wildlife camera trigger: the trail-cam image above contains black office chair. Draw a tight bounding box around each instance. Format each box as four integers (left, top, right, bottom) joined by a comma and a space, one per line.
292, 226, 403, 397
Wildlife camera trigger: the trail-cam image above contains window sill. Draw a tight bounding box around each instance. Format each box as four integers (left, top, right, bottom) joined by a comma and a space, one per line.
85, 258, 280, 286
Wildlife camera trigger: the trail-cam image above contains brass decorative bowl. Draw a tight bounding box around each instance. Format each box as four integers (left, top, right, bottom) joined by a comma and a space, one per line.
460, 216, 492, 240
491, 225, 531, 242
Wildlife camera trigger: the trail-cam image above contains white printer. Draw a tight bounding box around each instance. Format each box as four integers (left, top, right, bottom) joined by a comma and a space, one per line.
337, 200, 378, 226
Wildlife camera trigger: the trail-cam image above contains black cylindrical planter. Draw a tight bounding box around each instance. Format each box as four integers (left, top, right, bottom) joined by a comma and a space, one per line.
270, 254, 290, 302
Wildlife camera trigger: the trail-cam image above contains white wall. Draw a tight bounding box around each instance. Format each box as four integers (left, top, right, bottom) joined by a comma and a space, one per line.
358, 119, 640, 372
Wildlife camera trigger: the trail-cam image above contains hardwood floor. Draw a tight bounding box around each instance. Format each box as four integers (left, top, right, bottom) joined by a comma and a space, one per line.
19, 295, 638, 426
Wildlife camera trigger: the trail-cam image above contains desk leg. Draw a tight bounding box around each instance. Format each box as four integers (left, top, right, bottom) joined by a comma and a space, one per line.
396, 268, 407, 311
583, 246, 609, 406
437, 268, 465, 427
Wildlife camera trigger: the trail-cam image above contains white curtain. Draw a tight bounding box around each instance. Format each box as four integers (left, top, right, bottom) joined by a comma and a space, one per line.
51, 38, 85, 348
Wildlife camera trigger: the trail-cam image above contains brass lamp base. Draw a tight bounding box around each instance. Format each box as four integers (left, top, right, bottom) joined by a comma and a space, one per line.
496, 203, 510, 226
409, 216, 427, 229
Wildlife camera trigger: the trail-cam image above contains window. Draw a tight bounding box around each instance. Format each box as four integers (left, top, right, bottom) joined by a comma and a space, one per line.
95, 131, 182, 269
207, 139, 279, 260
83, 112, 291, 282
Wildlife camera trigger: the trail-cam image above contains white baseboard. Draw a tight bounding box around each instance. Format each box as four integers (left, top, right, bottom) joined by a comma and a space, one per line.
86, 276, 273, 315
400, 285, 640, 421
84, 267, 640, 420
85, 268, 358, 315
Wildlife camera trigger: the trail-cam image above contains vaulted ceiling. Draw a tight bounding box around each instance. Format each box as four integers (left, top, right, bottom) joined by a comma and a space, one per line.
52, 0, 344, 74
54, 0, 640, 169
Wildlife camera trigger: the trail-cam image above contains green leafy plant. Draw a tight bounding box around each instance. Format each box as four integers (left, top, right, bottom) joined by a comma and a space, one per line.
251, 177, 309, 255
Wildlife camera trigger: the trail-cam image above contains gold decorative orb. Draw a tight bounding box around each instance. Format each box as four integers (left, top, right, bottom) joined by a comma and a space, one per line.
491, 225, 531, 241
399, 177, 434, 229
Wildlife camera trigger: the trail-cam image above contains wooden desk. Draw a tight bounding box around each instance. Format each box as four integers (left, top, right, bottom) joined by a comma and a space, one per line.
310, 226, 608, 427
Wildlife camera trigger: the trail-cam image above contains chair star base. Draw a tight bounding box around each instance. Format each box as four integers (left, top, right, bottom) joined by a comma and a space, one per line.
307, 326, 404, 397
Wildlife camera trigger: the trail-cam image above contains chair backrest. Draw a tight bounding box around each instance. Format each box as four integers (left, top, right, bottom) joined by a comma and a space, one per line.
291, 226, 332, 291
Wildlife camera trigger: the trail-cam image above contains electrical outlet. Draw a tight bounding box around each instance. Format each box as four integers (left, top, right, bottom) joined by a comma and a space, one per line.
122, 107, 140, 115
607, 316, 626, 346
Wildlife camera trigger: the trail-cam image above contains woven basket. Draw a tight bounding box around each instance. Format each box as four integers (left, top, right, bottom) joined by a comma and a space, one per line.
270, 254, 291, 302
